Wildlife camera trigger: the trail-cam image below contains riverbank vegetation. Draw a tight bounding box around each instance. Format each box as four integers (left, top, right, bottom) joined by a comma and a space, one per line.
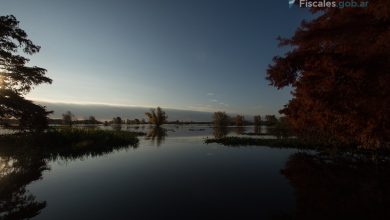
0, 128, 142, 149
205, 136, 390, 156
266, 0, 390, 148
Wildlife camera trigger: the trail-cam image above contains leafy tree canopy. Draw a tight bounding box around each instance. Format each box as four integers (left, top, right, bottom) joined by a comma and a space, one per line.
267, 0, 390, 148
0, 15, 52, 131
145, 107, 167, 127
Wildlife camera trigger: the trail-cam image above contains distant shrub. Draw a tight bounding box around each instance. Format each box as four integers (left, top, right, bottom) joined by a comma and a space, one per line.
213, 112, 229, 127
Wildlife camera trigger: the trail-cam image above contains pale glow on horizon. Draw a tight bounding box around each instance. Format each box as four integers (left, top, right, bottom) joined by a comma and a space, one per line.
27, 97, 149, 108
26, 97, 218, 113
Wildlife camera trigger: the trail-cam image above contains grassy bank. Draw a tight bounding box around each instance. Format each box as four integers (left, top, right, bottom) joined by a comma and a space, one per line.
0, 128, 144, 148
205, 137, 311, 149
205, 136, 390, 155
0, 128, 148, 162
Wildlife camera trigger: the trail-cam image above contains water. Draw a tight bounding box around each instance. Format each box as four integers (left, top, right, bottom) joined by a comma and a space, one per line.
1, 125, 390, 219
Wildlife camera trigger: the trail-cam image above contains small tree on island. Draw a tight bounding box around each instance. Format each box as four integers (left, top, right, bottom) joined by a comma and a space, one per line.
265, 115, 278, 126
213, 112, 229, 127
0, 15, 52, 132
253, 115, 262, 134
254, 115, 261, 126
145, 107, 167, 127
87, 116, 98, 124
234, 115, 245, 126
112, 116, 122, 125
62, 111, 75, 126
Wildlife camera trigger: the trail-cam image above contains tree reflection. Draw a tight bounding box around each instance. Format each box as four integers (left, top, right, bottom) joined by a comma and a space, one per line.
253, 125, 261, 135
213, 126, 228, 139
0, 137, 138, 219
234, 126, 245, 135
111, 124, 122, 131
0, 153, 47, 219
280, 152, 390, 219
145, 127, 167, 147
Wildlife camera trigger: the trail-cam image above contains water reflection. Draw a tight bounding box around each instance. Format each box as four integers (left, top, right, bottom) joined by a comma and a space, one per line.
1, 125, 390, 219
145, 127, 167, 147
280, 152, 390, 219
0, 139, 137, 219
111, 124, 122, 131
253, 125, 261, 134
234, 126, 245, 135
213, 126, 228, 138
0, 153, 47, 219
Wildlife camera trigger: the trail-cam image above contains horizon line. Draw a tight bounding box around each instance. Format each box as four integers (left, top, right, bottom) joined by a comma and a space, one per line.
28, 98, 218, 114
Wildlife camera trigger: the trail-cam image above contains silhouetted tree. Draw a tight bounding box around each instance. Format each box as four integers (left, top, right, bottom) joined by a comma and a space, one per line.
0, 15, 52, 132
125, 118, 140, 125
265, 115, 278, 125
87, 116, 98, 124
268, 117, 292, 139
267, 1, 390, 148
145, 107, 167, 127
112, 116, 122, 125
62, 111, 74, 126
254, 115, 261, 126
234, 115, 245, 126
213, 111, 229, 127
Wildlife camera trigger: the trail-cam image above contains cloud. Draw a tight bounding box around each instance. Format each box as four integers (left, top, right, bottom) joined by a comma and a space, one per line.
186, 104, 216, 112
210, 99, 218, 103
219, 102, 229, 107
207, 92, 214, 96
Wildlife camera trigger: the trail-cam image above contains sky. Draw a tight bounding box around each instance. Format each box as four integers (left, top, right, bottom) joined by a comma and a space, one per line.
1, 0, 312, 115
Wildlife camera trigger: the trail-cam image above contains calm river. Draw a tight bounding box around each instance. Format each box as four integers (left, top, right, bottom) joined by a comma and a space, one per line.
1, 125, 389, 219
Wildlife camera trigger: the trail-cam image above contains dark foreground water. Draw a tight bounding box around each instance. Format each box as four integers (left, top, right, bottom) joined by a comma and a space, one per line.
1, 125, 390, 219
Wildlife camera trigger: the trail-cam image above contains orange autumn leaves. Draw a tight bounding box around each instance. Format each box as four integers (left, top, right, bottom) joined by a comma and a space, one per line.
267, 0, 390, 148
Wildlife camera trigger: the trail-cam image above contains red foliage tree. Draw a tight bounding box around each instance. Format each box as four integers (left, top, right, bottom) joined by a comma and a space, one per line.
267, 0, 390, 148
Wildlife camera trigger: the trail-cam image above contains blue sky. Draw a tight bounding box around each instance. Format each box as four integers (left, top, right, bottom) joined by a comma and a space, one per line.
1, 0, 311, 115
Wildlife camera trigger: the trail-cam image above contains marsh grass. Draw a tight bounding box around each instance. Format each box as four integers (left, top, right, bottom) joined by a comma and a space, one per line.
205, 137, 305, 148
0, 128, 144, 149
205, 136, 390, 156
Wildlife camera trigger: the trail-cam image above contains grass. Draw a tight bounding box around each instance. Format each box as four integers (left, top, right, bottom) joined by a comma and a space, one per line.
0, 128, 143, 148
0, 128, 147, 160
204, 136, 390, 155
205, 136, 310, 149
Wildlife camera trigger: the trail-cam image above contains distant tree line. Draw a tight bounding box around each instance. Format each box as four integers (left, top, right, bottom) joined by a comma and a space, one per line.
210, 111, 293, 139
49, 108, 285, 132
212, 112, 282, 127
